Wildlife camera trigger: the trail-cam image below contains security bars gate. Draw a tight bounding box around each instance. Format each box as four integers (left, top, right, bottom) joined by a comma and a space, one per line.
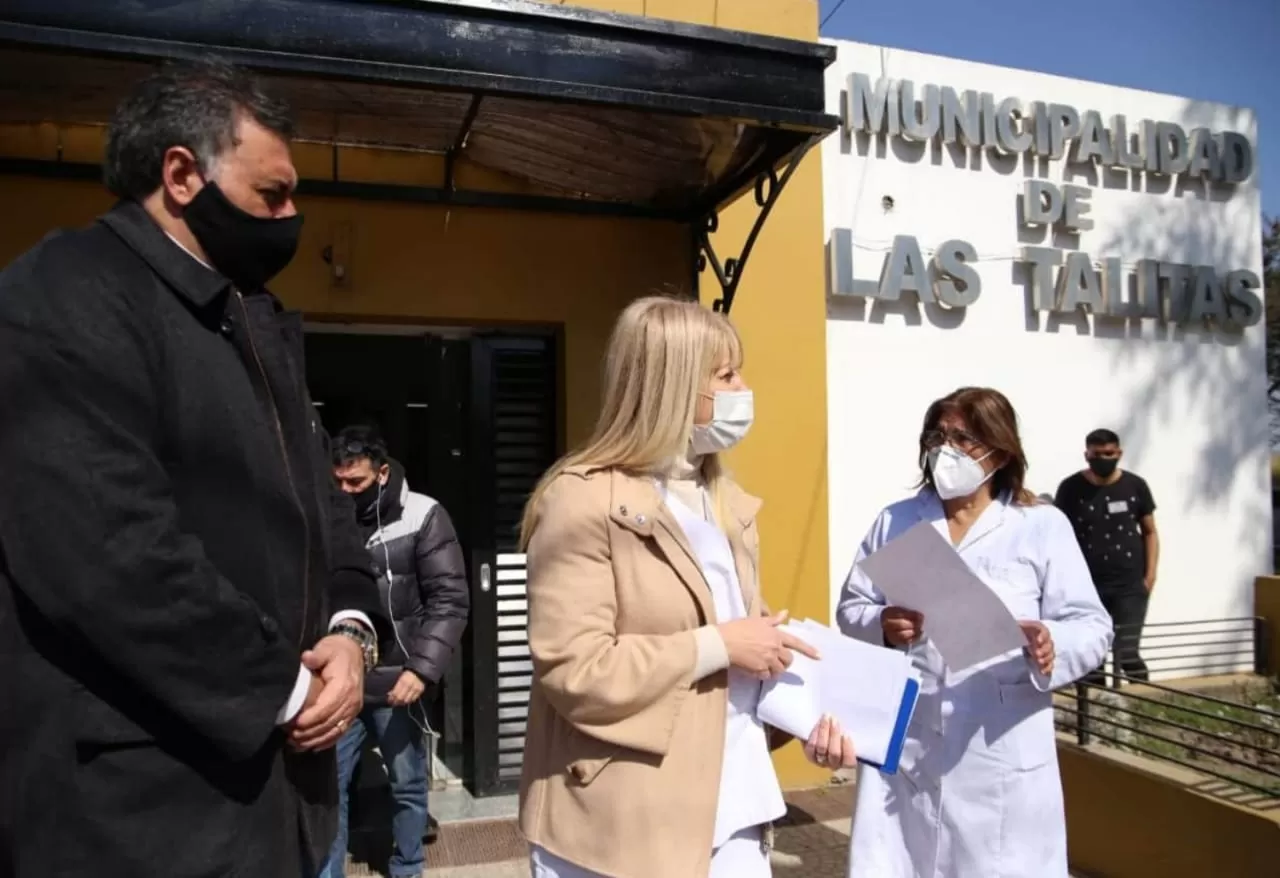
466, 334, 559, 795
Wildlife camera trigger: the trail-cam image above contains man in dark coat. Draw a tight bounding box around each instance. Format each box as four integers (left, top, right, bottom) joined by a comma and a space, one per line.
321, 426, 470, 878
0, 60, 386, 878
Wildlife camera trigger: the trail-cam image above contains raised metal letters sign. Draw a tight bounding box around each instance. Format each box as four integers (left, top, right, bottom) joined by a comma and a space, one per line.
842, 74, 1253, 183
827, 73, 1262, 329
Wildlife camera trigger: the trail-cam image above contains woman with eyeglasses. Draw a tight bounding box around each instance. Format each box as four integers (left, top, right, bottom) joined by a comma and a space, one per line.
833, 386, 1112, 878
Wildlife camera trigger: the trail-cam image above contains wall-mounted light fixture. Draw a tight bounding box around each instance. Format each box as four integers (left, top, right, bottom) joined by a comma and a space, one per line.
320, 221, 353, 289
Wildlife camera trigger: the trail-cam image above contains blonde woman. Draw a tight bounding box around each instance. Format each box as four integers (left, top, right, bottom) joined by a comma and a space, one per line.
517, 296, 854, 878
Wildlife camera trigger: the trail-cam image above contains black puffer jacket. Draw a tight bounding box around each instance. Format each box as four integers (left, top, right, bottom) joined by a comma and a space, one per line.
357, 461, 469, 702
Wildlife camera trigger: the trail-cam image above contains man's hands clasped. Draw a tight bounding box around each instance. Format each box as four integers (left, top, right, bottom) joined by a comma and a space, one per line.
718, 610, 819, 680
288, 633, 365, 752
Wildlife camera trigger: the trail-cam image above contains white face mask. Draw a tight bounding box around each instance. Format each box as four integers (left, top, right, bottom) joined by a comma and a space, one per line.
690, 390, 754, 455
927, 444, 995, 500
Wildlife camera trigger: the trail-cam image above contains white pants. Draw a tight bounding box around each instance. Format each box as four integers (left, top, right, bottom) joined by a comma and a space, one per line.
530, 825, 771, 878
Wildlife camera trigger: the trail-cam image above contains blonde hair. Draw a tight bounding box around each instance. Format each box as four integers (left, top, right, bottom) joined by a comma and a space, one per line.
518, 295, 744, 549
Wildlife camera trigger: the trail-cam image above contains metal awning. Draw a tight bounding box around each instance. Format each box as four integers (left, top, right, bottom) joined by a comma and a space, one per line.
0, 0, 839, 311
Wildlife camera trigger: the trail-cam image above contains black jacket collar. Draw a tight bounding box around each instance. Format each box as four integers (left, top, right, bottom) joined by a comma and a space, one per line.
99, 199, 233, 309
357, 460, 407, 532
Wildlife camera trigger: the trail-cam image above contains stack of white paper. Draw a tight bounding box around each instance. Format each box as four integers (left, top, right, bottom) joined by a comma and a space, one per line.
756, 619, 920, 770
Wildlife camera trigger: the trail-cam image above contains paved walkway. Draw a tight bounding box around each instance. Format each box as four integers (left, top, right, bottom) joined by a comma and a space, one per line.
427, 809, 854, 878
349, 785, 858, 877
351, 782, 1091, 877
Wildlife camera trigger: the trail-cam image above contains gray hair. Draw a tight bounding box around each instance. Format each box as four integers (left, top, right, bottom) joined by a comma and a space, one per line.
104, 58, 294, 200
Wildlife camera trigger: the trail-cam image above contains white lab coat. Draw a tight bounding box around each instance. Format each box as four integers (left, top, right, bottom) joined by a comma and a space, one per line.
837, 490, 1112, 878
667, 488, 784, 872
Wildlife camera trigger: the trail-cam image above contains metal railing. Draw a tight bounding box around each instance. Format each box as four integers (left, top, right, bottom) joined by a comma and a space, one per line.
1049, 652, 1280, 798
1099, 616, 1270, 682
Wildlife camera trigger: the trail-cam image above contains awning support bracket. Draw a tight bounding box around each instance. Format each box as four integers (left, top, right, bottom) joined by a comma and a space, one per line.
443, 95, 483, 196
695, 135, 820, 316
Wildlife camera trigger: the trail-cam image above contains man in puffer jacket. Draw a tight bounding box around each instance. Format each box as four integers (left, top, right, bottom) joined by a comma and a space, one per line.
320, 425, 470, 878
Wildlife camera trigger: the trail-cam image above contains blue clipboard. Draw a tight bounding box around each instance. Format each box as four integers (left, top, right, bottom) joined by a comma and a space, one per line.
860, 676, 920, 775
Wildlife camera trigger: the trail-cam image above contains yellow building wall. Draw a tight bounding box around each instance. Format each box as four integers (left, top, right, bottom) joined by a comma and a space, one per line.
1060, 741, 1280, 877
0, 0, 831, 787
564, 0, 832, 788
0, 164, 685, 450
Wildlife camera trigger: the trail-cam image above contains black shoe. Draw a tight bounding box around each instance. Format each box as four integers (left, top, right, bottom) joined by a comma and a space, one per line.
424, 814, 439, 844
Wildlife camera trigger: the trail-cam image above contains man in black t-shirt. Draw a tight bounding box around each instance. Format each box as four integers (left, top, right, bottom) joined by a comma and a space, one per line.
1054, 428, 1160, 686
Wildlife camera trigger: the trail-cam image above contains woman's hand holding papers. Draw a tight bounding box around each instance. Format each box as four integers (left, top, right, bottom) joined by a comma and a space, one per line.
804, 715, 857, 770
881, 606, 924, 647
1018, 620, 1055, 676
719, 610, 820, 680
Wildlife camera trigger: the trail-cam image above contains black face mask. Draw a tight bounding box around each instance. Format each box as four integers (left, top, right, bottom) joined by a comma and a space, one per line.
1087, 457, 1119, 478
184, 182, 303, 291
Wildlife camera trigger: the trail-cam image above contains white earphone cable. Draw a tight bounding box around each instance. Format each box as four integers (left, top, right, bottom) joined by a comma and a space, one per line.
373, 478, 438, 744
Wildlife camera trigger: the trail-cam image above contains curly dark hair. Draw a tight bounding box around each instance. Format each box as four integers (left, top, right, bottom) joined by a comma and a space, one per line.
104, 58, 294, 200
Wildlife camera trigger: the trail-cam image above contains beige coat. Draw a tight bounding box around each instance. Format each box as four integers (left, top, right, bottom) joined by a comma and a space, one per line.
518, 465, 771, 878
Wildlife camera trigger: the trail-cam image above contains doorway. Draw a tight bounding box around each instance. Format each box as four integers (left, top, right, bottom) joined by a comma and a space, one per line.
305, 324, 560, 798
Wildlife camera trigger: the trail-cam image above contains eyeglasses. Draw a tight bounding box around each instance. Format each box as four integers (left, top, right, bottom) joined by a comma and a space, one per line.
921, 428, 982, 450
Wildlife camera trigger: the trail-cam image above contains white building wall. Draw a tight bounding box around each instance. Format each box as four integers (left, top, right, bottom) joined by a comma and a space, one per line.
823, 40, 1268, 679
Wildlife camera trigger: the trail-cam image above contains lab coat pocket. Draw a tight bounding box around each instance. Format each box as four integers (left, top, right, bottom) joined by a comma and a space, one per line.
973, 558, 1042, 621
997, 681, 1056, 771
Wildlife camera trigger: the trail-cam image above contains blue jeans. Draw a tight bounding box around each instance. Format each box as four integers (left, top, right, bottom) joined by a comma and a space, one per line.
318, 705, 428, 878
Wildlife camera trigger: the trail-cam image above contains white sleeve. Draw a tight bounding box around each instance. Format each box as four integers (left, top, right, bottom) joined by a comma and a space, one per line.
276, 665, 312, 724
835, 512, 889, 645
275, 611, 378, 724
1030, 508, 1114, 691
328, 610, 375, 632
